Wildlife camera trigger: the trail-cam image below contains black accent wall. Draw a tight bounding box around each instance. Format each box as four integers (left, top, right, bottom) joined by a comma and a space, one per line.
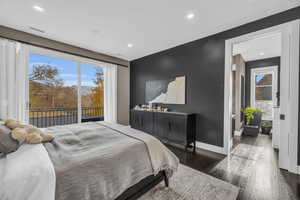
245, 57, 281, 107
130, 7, 300, 149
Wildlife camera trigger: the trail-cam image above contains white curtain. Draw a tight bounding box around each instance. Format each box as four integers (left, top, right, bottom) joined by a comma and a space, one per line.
0, 39, 28, 122
103, 63, 117, 123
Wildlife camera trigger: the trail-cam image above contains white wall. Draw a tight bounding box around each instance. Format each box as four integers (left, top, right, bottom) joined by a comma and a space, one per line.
117, 66, 129, 125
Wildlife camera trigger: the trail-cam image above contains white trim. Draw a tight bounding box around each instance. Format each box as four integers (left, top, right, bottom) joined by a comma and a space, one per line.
115, 66, 118, 122
230, 138, 233, 149
272, 107, 280, 149
24, 45, 30, 123
223, 39, 233, 155
196, 141, 226, 155
287, 20, 299, 174
224, 20, 300, 174
77, 62, 82, 123
234, 129, 243, 136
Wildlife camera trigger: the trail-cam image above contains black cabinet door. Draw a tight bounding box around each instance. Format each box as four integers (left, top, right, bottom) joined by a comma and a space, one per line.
140, 111, 154, 134
130, 111, 142, 130
131, 111, 154, 134
154, 113, 170, 140
168, 115, 187, 144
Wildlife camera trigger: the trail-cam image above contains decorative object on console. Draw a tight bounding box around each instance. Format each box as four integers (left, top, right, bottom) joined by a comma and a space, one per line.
146, 76, 186, 104
134, 105, 142, 110
134, 104, 170, 112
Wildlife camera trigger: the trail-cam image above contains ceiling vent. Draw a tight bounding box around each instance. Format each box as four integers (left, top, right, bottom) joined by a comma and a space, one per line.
29, 26, 45, 33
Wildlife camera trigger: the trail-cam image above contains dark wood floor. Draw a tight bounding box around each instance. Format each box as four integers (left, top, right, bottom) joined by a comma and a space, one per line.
166, 134, 300, 200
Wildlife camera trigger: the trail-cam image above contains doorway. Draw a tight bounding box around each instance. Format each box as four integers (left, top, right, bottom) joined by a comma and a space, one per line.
223, 20, 300, 174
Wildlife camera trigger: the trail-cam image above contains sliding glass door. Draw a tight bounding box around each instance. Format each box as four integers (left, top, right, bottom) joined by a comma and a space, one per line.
80, 64, 104, 122
28, 51, 104, 127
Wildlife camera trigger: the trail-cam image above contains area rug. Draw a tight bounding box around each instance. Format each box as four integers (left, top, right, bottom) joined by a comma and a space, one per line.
139, 164, 239, 200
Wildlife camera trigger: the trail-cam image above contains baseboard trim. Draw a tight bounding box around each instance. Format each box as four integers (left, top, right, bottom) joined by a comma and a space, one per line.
234, 129, 243, 136
230, 138, 233, 149
196, 141, 226, 155
295, 166, 300, 175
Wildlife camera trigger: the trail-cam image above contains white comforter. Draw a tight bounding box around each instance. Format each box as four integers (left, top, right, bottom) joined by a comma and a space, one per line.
0, 144, 56, 200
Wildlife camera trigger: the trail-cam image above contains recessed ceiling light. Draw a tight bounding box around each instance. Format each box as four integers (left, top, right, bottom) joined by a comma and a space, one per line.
127, 43, 133, 48
33, 5, 45, 12
186, 13, 195, 20
259, 52, 265, 56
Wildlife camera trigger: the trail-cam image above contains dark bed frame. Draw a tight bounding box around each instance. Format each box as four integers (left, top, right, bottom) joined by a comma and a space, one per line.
115, 170, 169, 200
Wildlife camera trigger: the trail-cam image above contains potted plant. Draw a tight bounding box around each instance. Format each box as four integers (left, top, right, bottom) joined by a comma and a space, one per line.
261, 121, 272, 134
242, 107, 262, 136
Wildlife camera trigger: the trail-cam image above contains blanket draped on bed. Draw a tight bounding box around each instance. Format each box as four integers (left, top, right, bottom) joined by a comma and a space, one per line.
99, 122, 179, 177
44, 122, 179, 200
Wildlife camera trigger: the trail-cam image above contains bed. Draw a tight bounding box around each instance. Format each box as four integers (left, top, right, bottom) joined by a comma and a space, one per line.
0, 121, 179, 200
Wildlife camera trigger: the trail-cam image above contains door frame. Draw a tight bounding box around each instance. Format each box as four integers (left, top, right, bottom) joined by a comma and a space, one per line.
223, 20, 300, 174
250, 66, 278, 120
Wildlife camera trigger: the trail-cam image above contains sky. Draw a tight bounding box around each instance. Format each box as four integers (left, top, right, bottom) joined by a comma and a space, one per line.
29, 53, 103, 87
255, 74, 271, 85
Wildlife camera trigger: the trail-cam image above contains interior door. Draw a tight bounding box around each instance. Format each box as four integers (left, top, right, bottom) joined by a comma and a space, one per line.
278, 28, 291, 170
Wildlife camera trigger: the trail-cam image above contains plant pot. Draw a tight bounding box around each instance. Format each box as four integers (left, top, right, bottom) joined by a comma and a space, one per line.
261, 126, 272, 134
243, 126, 259, 137
243, 112, 262, 137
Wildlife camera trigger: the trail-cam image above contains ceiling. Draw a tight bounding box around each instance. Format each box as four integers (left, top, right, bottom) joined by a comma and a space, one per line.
233, 33, 282, 61
0, 0, 298, 61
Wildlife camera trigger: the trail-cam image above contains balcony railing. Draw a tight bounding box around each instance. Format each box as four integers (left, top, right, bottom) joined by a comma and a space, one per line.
29, 107, 104, 128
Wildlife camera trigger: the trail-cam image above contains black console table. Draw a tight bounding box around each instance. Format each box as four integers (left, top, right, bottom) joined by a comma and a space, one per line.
130, 110, 196, 152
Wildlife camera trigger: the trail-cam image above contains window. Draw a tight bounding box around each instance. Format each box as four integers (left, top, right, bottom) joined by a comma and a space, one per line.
29, 53, 104, 127
255, 74, 272, 101
251, 66, 278, 120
